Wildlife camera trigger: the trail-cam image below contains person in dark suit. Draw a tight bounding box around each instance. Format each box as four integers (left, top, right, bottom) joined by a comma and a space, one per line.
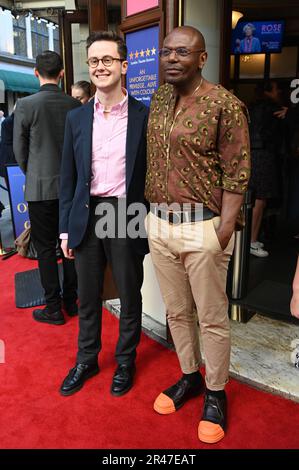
13, 51, 81, 325
0, 110, 5, 137
291, 256, 299, 319
0, 112, 16, 180
59, 31, 149, 397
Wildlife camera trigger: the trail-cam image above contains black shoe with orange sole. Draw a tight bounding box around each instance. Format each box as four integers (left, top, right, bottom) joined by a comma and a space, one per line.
198, 392, 227, 444
154, 373, 205, 414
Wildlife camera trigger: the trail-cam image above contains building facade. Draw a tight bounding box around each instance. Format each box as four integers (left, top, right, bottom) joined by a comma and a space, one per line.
0, 6, 60, 114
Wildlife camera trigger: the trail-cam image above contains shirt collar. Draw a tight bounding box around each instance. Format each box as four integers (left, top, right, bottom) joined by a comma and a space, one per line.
94, 88, 128, 115
39, 83, 61, 92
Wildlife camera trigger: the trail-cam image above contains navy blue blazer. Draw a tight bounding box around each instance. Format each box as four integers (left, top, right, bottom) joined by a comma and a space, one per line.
59, 95, 149, 254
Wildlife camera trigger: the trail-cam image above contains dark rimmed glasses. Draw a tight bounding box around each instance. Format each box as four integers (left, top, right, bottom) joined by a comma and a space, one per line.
158, 47, 206, 59
86, 56, 124, 68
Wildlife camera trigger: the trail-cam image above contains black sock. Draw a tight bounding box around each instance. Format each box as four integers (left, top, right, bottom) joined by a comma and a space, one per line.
206, 388, 226, 399
183, 371, 202, 385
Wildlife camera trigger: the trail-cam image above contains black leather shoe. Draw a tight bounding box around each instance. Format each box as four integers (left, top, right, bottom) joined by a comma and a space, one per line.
60, 363, 99, 396
63, 302, 78, 317
154, 374, 204, 414
198, 392, 227, 443
33, 307, 65, 325
111, 364, 136, 397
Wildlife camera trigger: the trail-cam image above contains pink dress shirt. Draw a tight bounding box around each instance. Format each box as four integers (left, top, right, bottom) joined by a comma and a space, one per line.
90, 90, 128, 197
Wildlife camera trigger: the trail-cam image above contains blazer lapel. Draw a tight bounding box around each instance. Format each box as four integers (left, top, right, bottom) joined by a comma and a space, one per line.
81, 99, 94, 182
126, 96, 144, 192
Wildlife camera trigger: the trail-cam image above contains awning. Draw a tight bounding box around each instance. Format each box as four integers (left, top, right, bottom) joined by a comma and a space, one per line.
0, 70, 39, 94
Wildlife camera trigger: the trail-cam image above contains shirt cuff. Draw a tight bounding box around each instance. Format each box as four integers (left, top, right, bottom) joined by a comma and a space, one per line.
222, 177, 248, 194
60, 233, 68, 240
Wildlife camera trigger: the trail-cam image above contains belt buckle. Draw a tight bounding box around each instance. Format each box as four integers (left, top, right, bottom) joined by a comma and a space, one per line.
168, 210, 181, 225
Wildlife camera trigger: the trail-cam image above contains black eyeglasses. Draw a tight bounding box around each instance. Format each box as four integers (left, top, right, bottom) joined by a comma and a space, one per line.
159, 48, 206, 58
86, 56, 124, 68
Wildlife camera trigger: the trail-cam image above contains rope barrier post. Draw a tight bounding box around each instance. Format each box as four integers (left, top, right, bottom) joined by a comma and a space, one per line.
229, 191, 255, 322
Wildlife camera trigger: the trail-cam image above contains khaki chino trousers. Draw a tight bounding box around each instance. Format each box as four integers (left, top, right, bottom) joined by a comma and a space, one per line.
146, 212, 235, 391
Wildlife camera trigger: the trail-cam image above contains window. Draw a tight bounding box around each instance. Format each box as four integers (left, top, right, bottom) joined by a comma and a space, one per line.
31, 19, 49, 58
239, 54, 265, 79
108, 0, 121, 33
13, 16, 27, 57
270, 47, 298, 78
53, 27, 60, 54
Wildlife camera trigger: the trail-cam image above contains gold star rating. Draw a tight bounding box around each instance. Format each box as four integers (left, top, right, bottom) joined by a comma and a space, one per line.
128, 47, 157, 60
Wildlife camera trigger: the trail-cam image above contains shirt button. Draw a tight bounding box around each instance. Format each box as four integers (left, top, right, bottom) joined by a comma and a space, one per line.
86, 182, 89, 186
85, 203, 89, 208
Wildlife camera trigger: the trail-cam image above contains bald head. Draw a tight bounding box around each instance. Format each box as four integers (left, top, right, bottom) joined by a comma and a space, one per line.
161, 26, 207, 90
164, 26, 206, 50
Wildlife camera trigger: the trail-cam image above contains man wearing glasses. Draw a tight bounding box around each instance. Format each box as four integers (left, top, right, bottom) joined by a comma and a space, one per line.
59, 31, 149, 397
145, 26, 250, 443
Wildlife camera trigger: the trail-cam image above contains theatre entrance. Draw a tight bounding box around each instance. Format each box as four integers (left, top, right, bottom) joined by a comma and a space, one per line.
227, 0, 299, 324
59, 0, 299, 326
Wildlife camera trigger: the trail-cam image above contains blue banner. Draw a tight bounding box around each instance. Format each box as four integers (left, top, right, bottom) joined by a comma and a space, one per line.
5, 165, 29, 238
126, 25, 159, 107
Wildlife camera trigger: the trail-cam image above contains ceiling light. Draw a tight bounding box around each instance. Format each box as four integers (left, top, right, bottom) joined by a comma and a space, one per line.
232, 10, 243, 29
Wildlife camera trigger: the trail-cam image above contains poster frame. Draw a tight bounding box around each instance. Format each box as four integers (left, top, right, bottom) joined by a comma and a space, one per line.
5, 164, 29, 240
120, 2, 164, 90
121, 0, 161, 23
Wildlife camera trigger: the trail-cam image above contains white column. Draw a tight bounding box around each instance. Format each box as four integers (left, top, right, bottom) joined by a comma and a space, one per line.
71, 23, 90, 83
184, 0, 221, 83
48, 24, 54, 51
65, 0, 76, 8
0, 9, 14, 54
26, 14, 33, 59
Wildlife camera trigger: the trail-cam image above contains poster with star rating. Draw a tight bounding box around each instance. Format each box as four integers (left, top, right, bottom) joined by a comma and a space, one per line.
126, 25, 159, 107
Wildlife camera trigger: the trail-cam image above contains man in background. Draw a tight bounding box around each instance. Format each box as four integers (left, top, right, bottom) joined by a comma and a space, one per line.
13, 50, 81, 325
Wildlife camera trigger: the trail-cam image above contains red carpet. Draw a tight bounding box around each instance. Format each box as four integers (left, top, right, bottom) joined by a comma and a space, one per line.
0, 255, 299, 449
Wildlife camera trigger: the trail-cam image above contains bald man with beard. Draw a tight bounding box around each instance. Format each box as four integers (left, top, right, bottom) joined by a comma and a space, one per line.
145, 26, 250, 443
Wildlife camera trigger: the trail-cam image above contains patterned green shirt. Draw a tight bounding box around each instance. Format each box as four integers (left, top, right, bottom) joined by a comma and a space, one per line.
145, 83, 251, 214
